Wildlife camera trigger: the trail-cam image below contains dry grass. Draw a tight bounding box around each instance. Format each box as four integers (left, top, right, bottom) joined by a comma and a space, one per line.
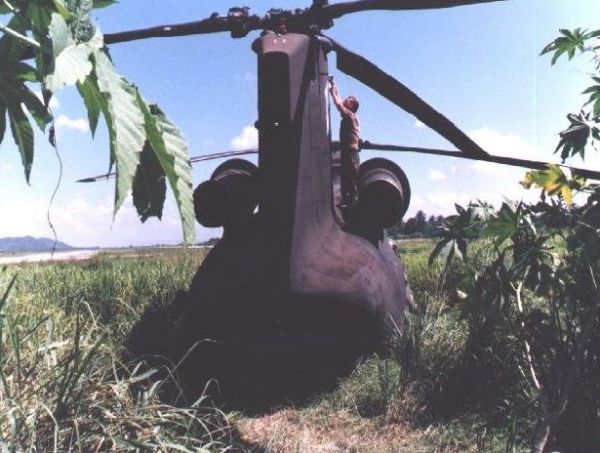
236, 408, 424, 453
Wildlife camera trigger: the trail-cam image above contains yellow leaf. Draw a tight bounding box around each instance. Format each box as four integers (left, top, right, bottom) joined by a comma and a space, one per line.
560, 185, 573, 205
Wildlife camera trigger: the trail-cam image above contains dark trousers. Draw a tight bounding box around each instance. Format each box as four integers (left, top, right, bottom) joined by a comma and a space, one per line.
341, 149, 360, 206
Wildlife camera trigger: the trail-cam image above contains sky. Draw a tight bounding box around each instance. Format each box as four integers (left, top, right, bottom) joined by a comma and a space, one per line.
0, 0, 599, 247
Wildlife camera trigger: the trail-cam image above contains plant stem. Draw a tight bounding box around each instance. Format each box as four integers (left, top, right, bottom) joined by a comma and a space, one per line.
2, 0, 16, 13
512, 281, 541, 391
0, 22, 40, 48
532, 421, 551, 453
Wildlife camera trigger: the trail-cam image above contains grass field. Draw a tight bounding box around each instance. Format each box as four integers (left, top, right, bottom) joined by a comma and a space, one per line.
0, 240, 531, 452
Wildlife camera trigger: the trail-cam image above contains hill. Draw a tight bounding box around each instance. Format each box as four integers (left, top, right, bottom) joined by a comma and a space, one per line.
0, 236, 75, 252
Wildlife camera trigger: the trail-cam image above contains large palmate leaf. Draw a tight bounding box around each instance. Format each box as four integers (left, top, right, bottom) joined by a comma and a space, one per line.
0, 48, 52, 182
0, 0, 194, 242
540, 28, 599, 65
521, 164, 585, 206
140, 102, 195, 244
554, 112, 600, 161
94, 50, 146, 213
482, 202, 518, 248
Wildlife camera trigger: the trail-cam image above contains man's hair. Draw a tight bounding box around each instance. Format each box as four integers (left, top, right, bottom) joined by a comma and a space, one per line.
345, 96, 359, 113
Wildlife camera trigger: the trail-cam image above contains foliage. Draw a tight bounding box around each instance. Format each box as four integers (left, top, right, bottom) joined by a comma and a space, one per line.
424, 27, 600, 452
430, 192, 600, 452
541, 27, 600, 162
0, 245, 535, 453
520, 164, 585, 206
0, 250, 248, 452
0, 0, 195, 243
317, 241, 532, 452
388, 211, 446, 238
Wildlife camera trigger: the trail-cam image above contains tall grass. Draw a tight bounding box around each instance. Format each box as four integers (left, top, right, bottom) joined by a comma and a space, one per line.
315, 240, 534, 452
1, 242, 540, 452
0, 250, 241, 452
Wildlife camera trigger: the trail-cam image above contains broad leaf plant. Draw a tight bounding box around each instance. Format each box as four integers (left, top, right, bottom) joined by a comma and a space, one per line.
430, 27, 600, 453
0, 0, 195, 243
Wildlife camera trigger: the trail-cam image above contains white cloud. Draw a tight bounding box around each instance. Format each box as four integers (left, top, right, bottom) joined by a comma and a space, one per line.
0, 194, 201, 248
468, 127, 544, 176
429, 169, 446, 181
414, 120, 425, 128
0, 162, 14, 173
55, 114, 89, 132
425, 191, 473, 214
243, 72, 257, 82
231, 125, 258, 150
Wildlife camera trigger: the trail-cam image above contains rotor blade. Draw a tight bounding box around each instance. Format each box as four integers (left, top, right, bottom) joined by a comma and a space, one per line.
357, 140, 600, 181
77, 148, 258, 183
104, 15, 260, 44
322, 0, 507, 18
77, 173, 114, 183
329, 38, 490, 159
190, 148, 258, 163
20, 11, 262, 59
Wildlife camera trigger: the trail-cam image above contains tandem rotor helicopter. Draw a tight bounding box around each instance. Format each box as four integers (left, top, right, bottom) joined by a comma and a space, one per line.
79, 0, 600, 406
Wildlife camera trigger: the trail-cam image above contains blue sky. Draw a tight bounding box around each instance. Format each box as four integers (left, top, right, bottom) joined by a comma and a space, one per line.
0, 0, 598, 247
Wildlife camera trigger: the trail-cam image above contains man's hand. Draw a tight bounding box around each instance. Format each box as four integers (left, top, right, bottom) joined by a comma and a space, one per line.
330, 85, 339, 97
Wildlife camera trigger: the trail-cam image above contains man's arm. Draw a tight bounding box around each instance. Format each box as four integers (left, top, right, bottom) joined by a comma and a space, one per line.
329, 85, 353, 117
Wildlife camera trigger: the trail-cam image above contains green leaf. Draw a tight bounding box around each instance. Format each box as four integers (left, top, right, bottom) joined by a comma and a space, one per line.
15, 85, 51, 130
132, 142, 167, 222
429, 238, 448, 266
26, 2, 53, 35
140, 102, 195, 244
541, 28, 592, 65
93, 0, 117, 9
582, 81, 600, 118
7, 101, 34, 181
554, 112, 599, 161
44, 13, 93, 92
0, 59, 52, 131
2, 61, 38, 82
0, 100, 6, 143
482, 203, 517, 248
76, 74, 102, 136
0, 14, 29, 62
93, 50, 146, 213
53, 0, 73, 20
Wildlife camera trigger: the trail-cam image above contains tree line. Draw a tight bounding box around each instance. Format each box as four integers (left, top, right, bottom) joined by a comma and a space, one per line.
388, 210, 446, 238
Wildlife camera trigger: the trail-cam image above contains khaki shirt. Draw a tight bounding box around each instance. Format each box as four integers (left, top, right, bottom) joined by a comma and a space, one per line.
340, 111, 360, 151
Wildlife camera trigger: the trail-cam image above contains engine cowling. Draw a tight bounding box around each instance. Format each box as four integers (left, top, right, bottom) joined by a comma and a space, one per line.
357, 158, 411, 229
193, 159, 258, 228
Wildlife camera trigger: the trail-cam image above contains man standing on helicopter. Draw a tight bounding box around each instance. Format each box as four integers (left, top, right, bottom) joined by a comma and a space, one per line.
329, 79, 360, 209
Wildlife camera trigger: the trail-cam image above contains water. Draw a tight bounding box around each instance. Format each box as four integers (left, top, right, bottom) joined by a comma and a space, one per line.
0, 250, 98, 265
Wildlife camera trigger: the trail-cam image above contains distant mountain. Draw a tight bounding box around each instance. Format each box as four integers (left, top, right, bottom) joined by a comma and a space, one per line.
0, 236, 75, 252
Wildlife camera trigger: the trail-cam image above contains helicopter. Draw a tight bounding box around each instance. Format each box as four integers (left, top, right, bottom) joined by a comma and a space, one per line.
78, 0, 600, 408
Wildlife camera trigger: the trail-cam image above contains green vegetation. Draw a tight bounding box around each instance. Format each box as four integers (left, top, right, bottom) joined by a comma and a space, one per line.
0, 0, 195, 242
1, 242, 542, 453
0, 250, 241, 452
388, 211, 446, 239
